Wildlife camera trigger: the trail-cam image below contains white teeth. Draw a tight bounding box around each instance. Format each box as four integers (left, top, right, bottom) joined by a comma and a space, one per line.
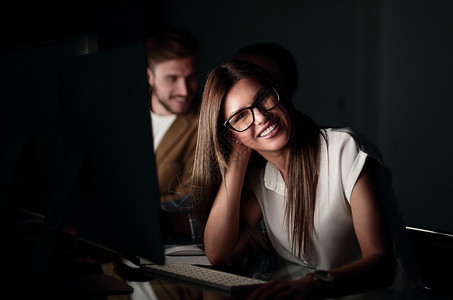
260, 122, 277, 137
174, 97, 186, 102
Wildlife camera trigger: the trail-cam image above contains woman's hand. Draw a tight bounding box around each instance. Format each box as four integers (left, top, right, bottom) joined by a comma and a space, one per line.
246, 277, 322, 300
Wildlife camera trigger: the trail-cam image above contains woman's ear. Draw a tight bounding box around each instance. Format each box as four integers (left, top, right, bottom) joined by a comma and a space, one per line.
231, 133, 241, 145
146, 67, 154, 87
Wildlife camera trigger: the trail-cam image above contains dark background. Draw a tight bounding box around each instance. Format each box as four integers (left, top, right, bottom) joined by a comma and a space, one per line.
1, 0, 452, 233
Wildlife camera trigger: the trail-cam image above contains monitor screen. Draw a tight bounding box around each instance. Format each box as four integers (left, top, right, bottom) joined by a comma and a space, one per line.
0, 35, 97, 223
56, 43, 164, 264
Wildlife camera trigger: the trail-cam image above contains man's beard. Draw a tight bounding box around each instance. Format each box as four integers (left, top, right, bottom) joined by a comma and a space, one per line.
152, 88, 190, 116
156, 95, 176, 115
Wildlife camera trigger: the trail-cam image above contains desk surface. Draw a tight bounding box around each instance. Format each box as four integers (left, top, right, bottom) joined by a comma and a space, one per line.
130, 254, 448, 300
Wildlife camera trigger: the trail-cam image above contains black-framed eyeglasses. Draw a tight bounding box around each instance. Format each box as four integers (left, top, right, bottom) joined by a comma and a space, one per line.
223, 87, 280, 132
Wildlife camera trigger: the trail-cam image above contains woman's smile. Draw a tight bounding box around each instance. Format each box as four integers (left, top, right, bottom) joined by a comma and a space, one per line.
258, 120, 279, 138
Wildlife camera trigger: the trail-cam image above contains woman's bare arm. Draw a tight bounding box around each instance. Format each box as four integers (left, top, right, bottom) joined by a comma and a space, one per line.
321, 160, 395, 296
203, 147, 262, 265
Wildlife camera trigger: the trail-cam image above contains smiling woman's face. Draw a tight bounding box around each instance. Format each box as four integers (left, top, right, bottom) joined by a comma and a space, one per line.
223, 78, 290, 154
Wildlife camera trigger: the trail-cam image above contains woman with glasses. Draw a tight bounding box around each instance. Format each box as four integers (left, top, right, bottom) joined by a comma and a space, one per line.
190, 60, 417, 299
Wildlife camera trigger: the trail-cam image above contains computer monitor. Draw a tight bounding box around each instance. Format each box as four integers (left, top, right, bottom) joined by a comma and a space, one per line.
0, 35, 97, 225
56, 42, 164, 265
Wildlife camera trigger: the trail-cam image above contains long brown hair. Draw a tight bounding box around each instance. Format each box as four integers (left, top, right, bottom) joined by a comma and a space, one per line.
191, 60, 324, 257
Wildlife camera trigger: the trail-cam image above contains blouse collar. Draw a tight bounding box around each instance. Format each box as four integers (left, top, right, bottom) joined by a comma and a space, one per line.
264, 162, 286, 196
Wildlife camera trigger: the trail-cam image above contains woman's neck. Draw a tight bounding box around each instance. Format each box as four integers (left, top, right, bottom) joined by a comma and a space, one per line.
258, 147, 289, 182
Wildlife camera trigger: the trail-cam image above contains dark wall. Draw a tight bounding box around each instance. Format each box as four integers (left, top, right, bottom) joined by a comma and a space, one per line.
377, 0, 453, 233
0, 0, 163, 50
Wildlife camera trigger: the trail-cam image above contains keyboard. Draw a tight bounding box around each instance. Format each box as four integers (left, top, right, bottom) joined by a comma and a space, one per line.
143, 263, 267, 293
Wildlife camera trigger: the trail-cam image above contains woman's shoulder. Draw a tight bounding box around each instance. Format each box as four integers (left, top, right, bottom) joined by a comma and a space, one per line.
321, 127, 360, 153
324, 127, 384, 162
323, 127, 355, 141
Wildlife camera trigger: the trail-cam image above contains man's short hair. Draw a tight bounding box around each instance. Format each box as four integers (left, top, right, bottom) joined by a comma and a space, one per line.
145, 27, 199, 70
